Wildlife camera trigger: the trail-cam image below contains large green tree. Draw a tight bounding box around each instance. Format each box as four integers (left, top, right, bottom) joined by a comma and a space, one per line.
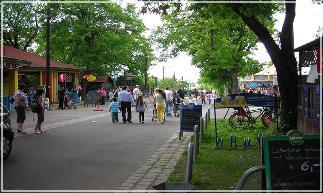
152, 4, 265, 94
157, 77, 189, 90
36, 3, 152, 75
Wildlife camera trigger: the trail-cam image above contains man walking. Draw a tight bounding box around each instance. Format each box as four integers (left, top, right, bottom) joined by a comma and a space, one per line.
164, 87, 173, 116
118, 86, 134, 123
132, 85, 141, 103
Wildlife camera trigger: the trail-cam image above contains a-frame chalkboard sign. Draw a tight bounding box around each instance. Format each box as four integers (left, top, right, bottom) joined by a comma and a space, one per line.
263, 130, 320, 190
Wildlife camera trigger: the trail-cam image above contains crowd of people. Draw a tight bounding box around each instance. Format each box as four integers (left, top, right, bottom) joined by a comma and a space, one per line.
106, 85, 186, 125
11, 83, 235, 134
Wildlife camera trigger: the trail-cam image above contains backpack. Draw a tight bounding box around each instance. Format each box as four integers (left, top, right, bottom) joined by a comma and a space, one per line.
31, 97, 40, 113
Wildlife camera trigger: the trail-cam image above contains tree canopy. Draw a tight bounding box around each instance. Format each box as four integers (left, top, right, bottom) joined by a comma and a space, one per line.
152, 3, 276, 93
3, 2, 154, 76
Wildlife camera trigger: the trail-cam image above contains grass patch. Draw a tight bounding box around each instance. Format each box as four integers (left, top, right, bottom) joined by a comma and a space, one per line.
168, 119, 277, 190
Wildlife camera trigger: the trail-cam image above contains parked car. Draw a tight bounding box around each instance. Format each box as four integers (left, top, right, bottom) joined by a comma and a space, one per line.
1, 104, 14, 160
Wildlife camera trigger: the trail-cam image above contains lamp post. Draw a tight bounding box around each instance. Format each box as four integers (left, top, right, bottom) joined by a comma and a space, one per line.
144, 56, 148, 95
45, 4, 51, 100
162, 66, 165, 88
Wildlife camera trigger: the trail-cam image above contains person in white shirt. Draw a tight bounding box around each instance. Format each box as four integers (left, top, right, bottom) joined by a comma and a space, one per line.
164, 87, 173, 116
133, 85, 140, 102
118, 86, 134, 123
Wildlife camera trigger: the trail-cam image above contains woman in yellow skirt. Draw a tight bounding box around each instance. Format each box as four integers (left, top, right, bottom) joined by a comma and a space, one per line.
154, 89, 166, 124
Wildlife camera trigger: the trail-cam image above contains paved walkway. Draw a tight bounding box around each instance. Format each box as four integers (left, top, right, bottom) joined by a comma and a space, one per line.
9, 99, 219, 191
117, 131, 193, 191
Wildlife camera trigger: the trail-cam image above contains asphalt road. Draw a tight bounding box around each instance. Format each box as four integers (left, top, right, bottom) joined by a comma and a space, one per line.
3, 101, 229, 190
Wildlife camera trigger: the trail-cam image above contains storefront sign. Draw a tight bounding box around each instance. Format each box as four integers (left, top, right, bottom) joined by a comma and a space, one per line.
263, 133, 320, 190
86, 74, 96, 82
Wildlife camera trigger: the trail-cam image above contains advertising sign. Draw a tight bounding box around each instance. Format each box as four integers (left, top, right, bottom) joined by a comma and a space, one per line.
215, 93, 276, 108
86, 74, 96, 82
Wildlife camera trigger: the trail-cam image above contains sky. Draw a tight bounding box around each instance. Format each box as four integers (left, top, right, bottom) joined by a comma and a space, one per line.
136, 0, 323, 83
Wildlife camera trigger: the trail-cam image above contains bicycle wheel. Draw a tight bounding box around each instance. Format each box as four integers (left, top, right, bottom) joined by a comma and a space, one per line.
261, 111, 274, 127
229, 112, 251, 129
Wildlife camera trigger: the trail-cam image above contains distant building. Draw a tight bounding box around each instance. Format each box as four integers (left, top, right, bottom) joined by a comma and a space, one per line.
239, 66, 277, 90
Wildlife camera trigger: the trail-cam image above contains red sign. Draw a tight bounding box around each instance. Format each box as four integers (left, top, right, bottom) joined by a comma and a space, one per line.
58, 74, 65, 83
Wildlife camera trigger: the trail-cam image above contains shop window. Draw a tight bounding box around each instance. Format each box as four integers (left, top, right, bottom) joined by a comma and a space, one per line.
254, 75, 267, 81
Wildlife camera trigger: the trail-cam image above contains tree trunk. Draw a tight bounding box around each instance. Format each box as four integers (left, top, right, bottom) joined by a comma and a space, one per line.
275, 55, 298, 133
229, 70, 239, 94
231, 2, 298, 133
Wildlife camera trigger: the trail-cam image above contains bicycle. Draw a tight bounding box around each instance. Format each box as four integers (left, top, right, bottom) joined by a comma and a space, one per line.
228, 106, 275, 129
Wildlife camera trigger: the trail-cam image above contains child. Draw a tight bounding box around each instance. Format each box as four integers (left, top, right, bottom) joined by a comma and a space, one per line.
109, 98, 119, 123
44, 97, 50, 111
136, 95, 147, 123
172, 92, 181, 117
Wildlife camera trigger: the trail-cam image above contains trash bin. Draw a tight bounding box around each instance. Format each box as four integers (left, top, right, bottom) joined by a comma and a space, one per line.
151, 182, 193, 193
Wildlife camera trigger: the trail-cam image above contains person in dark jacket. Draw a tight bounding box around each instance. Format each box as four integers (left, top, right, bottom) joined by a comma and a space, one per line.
58, 86, 65, 110
34, 89, 45, 134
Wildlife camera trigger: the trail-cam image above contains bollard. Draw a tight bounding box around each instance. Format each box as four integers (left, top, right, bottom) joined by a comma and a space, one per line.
205, 113, 208, 128
243, 138, 247, 149
199, 117, 204, 143
204, 115, 207, 132
247, 138, 251, 149
207, 107, 211, 122
200, 117, 204, 137
193, 125, 200, 162
216, 137, 223, 148
185, 143, 194, 183
230, 134, 237, 149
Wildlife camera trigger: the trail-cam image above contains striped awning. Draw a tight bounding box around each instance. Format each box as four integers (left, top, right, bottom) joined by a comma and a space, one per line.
299, 50, 317, 67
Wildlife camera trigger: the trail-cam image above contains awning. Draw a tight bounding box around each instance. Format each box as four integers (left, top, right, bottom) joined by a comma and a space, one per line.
294, 37, 322, 52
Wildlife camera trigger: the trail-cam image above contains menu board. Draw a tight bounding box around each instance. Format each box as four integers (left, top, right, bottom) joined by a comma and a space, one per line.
180, 104, 202, 132
263, 133, 320, 190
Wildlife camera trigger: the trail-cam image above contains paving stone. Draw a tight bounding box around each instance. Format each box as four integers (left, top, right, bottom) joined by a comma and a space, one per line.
142, 178, 155, 182
137, 181, 153, 186
131, 173, 145, 177
135, 170, 148, 174
127, 176, 141, 181
149, 168, 162, 173
141, 165, 152, 169
144, 173, 159, 178
124, 179, 138, 184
